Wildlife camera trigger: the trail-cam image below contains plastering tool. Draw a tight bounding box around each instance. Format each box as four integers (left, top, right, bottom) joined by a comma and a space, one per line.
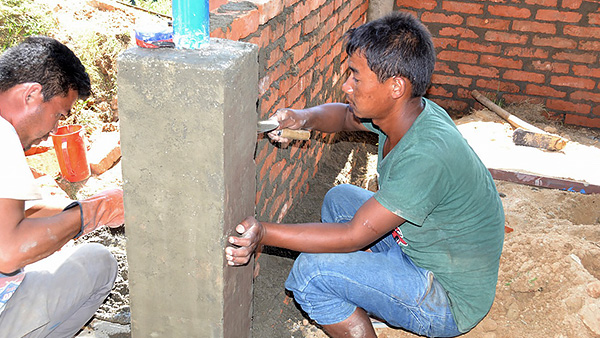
257, 120, 311, 140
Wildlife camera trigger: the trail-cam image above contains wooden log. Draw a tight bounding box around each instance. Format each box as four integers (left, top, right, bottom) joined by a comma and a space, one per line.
471, 90, 567, 151
512, 128, 567, 151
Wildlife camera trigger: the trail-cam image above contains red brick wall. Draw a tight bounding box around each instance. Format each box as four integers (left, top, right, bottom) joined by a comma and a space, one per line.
209, 0, 368, 221
395, 0, 600, 129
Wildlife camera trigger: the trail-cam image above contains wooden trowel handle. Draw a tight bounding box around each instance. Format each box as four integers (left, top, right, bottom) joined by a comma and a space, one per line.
279, 129, 311, 140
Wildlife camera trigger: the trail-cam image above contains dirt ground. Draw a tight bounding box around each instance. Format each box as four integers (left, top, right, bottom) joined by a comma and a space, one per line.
22, 1, 600, 337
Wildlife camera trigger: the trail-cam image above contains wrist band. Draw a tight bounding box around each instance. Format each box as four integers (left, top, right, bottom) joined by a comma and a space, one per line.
63, 201, 84, 239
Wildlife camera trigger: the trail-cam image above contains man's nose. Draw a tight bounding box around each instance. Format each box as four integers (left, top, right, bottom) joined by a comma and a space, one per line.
342, 78, 353, 94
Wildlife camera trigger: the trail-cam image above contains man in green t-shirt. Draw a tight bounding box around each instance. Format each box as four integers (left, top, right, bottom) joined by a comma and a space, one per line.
226, 11, 505, 338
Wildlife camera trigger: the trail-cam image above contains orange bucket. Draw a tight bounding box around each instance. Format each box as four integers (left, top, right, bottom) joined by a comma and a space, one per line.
50, 124, 91, 182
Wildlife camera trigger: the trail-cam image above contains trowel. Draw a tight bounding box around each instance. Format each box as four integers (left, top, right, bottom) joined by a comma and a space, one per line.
257, 120, 311, 140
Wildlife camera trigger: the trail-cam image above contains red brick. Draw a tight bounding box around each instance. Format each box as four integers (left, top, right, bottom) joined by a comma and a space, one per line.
458, 64, 499, 77
442, 1, 483, 14
480, 55, 523, 69
572, 65, 600, 78
524, 0, 557, 6
553, 51, 597, 64
433, 37, 458, 49
246, 26, 270, 49
228, 10, 261, 40
466, 17, 511, 30
269, 158, 287, 182
546, 99, 591, 115
488, 5, 532, 18
503, 94, 544, 105
421, 12, 464, 25
255, 142, 270, 164
505, 47, 548, 58
532, 36, 577, 49
457, 88, 474, 99
531, 61, 570, 73
259, 149, 278, 181
286, 73, 313, 106
475, 79, 521, 93
503, 70, 545, 83
303, 12, 322, 34
320, 1, 335, 19
485, 31, 528, 44
397, 0, 437, 10
254, 0, 285, 25
291, 41, 311, 64
292, 1, 312, 24
562, 0, 582, 9
564, 25, 600, 38
590, 13, 600, 25
525, 84, 567, 98
437, 50, 479, 63
438, 26, 478, 39
297, 53, 316, 77
436, 99, 469, 113
580, 40, 600, 51
550, 76, 596, 90
536, 9, 582, 22
267, 46, 284, 68
259, 91, 279, 116
209, 0, 227, 11
434, 61, 455, 74
571, 90, 600, 103
284, 25, 302, 50
512, 20, 556, 34
428, 85, 453, 97
88, 132, 121, 176
459, 41, 502, 54
565, 114, 600, 128
431, 74, 473, 87
310, 76, 324, 100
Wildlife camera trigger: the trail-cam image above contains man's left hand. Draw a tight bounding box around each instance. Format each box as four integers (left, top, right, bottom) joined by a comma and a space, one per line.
226, 216, 263, 266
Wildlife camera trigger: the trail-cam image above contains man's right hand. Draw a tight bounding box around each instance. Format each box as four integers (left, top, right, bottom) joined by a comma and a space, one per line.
267, 108, 308, 144
226, 216, 264, 266
69, 188, 125, 239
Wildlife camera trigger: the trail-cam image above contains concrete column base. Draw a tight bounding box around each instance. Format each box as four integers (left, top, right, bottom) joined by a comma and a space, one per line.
118, 39, 258, 338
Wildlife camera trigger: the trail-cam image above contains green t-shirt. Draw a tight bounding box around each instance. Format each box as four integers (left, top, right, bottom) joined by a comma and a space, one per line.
363, 98, 504, 332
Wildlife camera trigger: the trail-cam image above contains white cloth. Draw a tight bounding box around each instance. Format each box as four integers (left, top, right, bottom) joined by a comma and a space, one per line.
0, 116, 41, 315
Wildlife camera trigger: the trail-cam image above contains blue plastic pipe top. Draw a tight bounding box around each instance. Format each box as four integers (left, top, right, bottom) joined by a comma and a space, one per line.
172, 0, 210, 49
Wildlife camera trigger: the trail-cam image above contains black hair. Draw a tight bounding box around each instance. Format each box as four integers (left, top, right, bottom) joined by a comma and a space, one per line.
0, 36, 90, 101
345, 11, 436, 97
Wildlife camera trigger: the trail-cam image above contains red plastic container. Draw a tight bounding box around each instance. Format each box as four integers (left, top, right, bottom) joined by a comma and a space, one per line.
50, 125, 91, 182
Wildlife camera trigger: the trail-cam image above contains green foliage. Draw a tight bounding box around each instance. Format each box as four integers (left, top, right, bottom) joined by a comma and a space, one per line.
0, 0, 54, 51
136, 0, 172, 17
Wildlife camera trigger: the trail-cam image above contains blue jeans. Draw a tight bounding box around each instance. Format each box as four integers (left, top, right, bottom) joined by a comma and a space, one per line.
285, 184, 462, 337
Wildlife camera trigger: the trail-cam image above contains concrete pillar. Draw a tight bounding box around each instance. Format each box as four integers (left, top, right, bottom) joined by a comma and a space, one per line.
367, 0, 394, 21
118, 39, 258, 338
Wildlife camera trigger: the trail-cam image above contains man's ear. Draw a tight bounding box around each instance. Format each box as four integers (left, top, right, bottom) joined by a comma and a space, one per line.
23, 83, 44, 105
390, 76, 407, 99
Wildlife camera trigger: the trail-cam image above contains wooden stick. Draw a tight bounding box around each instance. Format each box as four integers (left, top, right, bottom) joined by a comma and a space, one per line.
472, 90, 567, 151
472, 90, 546, 133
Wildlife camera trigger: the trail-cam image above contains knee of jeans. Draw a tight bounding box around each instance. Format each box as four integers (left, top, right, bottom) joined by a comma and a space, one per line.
285, 253, 322, 293
321, 184, 352, 222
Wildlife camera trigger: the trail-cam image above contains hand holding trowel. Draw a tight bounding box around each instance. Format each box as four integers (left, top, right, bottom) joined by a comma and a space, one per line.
257, 119, 311, 140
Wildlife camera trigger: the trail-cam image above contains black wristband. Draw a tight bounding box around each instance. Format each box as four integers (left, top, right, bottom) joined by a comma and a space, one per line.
63, 201, 84, 239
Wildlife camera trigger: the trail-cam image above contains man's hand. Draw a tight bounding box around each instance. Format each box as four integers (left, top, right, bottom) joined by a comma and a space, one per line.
68, 188, 125, 239
226, 216, 264, 266
267, 108, 308, 144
